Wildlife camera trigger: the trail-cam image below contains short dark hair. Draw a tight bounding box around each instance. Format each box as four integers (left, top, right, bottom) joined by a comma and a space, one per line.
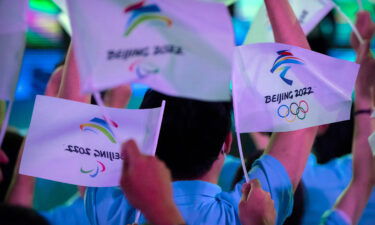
0, 203, 50, 225
140, 90, 232, 180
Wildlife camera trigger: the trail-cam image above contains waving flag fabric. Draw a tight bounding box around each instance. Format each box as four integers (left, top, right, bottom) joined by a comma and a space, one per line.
20, 95, 165, 187
0, 0, 27, 101
245, 0, 333, 44
66, 0, 234, 101
233, 43, 359, 132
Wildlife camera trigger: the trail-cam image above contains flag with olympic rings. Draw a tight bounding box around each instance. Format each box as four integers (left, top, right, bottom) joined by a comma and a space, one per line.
233, 43, 359, 132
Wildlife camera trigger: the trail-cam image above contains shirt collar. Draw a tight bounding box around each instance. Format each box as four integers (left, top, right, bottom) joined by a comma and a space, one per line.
172, 180, 222, 197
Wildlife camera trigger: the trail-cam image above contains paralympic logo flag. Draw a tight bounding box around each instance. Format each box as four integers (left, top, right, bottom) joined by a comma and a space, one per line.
232, 43, 359, 132
20, 95, 165, 187
66, 0, 234, 101
123, 0, 173, 36
244, 0, 333, 44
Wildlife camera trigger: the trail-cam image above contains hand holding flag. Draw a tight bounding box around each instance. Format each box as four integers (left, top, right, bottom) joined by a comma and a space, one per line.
120, 140, 184, 225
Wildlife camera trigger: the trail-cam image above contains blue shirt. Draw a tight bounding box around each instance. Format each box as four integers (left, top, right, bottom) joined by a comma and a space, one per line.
320, 209, 350, 225
85, 154, 293, 225
218, 155, 242, 192
218, 154, 375, 225
39, 194, 90, 225
302, 154, 375, 225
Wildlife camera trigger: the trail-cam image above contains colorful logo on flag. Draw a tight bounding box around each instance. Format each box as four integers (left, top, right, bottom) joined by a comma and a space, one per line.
129, 59, 160, 79
270, 50, 304, 86
80, 161, 106, 178
124, 0, 173, 36
277, 100, 309, 122
80, 117, 118, 143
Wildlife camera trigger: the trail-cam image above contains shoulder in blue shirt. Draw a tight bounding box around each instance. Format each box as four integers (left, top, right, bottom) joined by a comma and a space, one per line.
85, 154, 293, 225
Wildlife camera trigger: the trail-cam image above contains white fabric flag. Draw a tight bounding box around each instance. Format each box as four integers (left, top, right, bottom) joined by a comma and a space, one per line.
0, 33, 25, 100
233, 43, 359, 132
66, 0, 234, 101
245, 0, 334, 44
0, 0, 27, 100
20, 95, 165, 187
0, 0, 28, 34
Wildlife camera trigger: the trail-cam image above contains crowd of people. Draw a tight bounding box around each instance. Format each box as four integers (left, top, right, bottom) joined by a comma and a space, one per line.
0, 0, 375, 224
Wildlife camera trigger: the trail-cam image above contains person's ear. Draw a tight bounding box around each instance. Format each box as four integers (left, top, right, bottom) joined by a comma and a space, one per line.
223, 132, 232, 154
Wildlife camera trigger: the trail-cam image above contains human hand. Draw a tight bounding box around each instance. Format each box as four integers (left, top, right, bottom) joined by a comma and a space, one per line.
120, 140, 184, 225
351, 11, 375, 51
239, 179, 276, 225
0, 149, 9, 182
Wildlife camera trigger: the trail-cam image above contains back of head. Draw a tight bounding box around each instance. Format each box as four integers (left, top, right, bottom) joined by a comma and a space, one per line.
140, 90, 232, 180
0, 203, 50, 225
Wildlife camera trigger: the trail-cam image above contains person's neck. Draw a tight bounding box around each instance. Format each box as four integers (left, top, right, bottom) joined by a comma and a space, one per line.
195, 155, 225, 184
171, 154, 225, 184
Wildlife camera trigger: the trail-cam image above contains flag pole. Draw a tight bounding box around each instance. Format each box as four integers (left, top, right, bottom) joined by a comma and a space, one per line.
0, 101, 13, 147
134, 210, 141, 224
236, 132, 250, 183
357, 0, 364, 11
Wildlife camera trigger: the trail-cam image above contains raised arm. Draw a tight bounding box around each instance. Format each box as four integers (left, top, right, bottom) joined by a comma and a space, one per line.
5, 66, 64, 206
324, 40, 375, 225
103, 84, 132, 109
6, 43, 91, 206
264, 0, 310, 49
57, 44, 91, 102
263, 0, 316, 190
121, 140, 185, 225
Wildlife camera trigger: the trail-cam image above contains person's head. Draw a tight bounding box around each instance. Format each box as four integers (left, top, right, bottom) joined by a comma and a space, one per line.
140, 90, 232, 180
0, 203, 50, 225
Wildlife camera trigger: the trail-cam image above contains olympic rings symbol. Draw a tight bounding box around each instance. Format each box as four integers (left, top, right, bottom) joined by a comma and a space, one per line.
277, 100, 309, 123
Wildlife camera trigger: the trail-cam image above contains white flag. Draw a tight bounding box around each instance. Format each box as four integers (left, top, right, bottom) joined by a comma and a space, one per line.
66, 0, 234, 101
0, 0, 27, 101
20, 95, 165, 187
0, 33, 25, 101
0, 0, 28, 34
233, 43, 359, 132
245, 0, 334, 44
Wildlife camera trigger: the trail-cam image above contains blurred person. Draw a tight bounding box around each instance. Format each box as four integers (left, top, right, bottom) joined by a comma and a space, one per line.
0, 203, 50, 225
85, 1, 319, 224
302, 11, 375, 225
0, 129, 24, 201
120, 139, 276, 225
319, 37, 375, 225
6, 45, 132, 225
229, 12, 375, 225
